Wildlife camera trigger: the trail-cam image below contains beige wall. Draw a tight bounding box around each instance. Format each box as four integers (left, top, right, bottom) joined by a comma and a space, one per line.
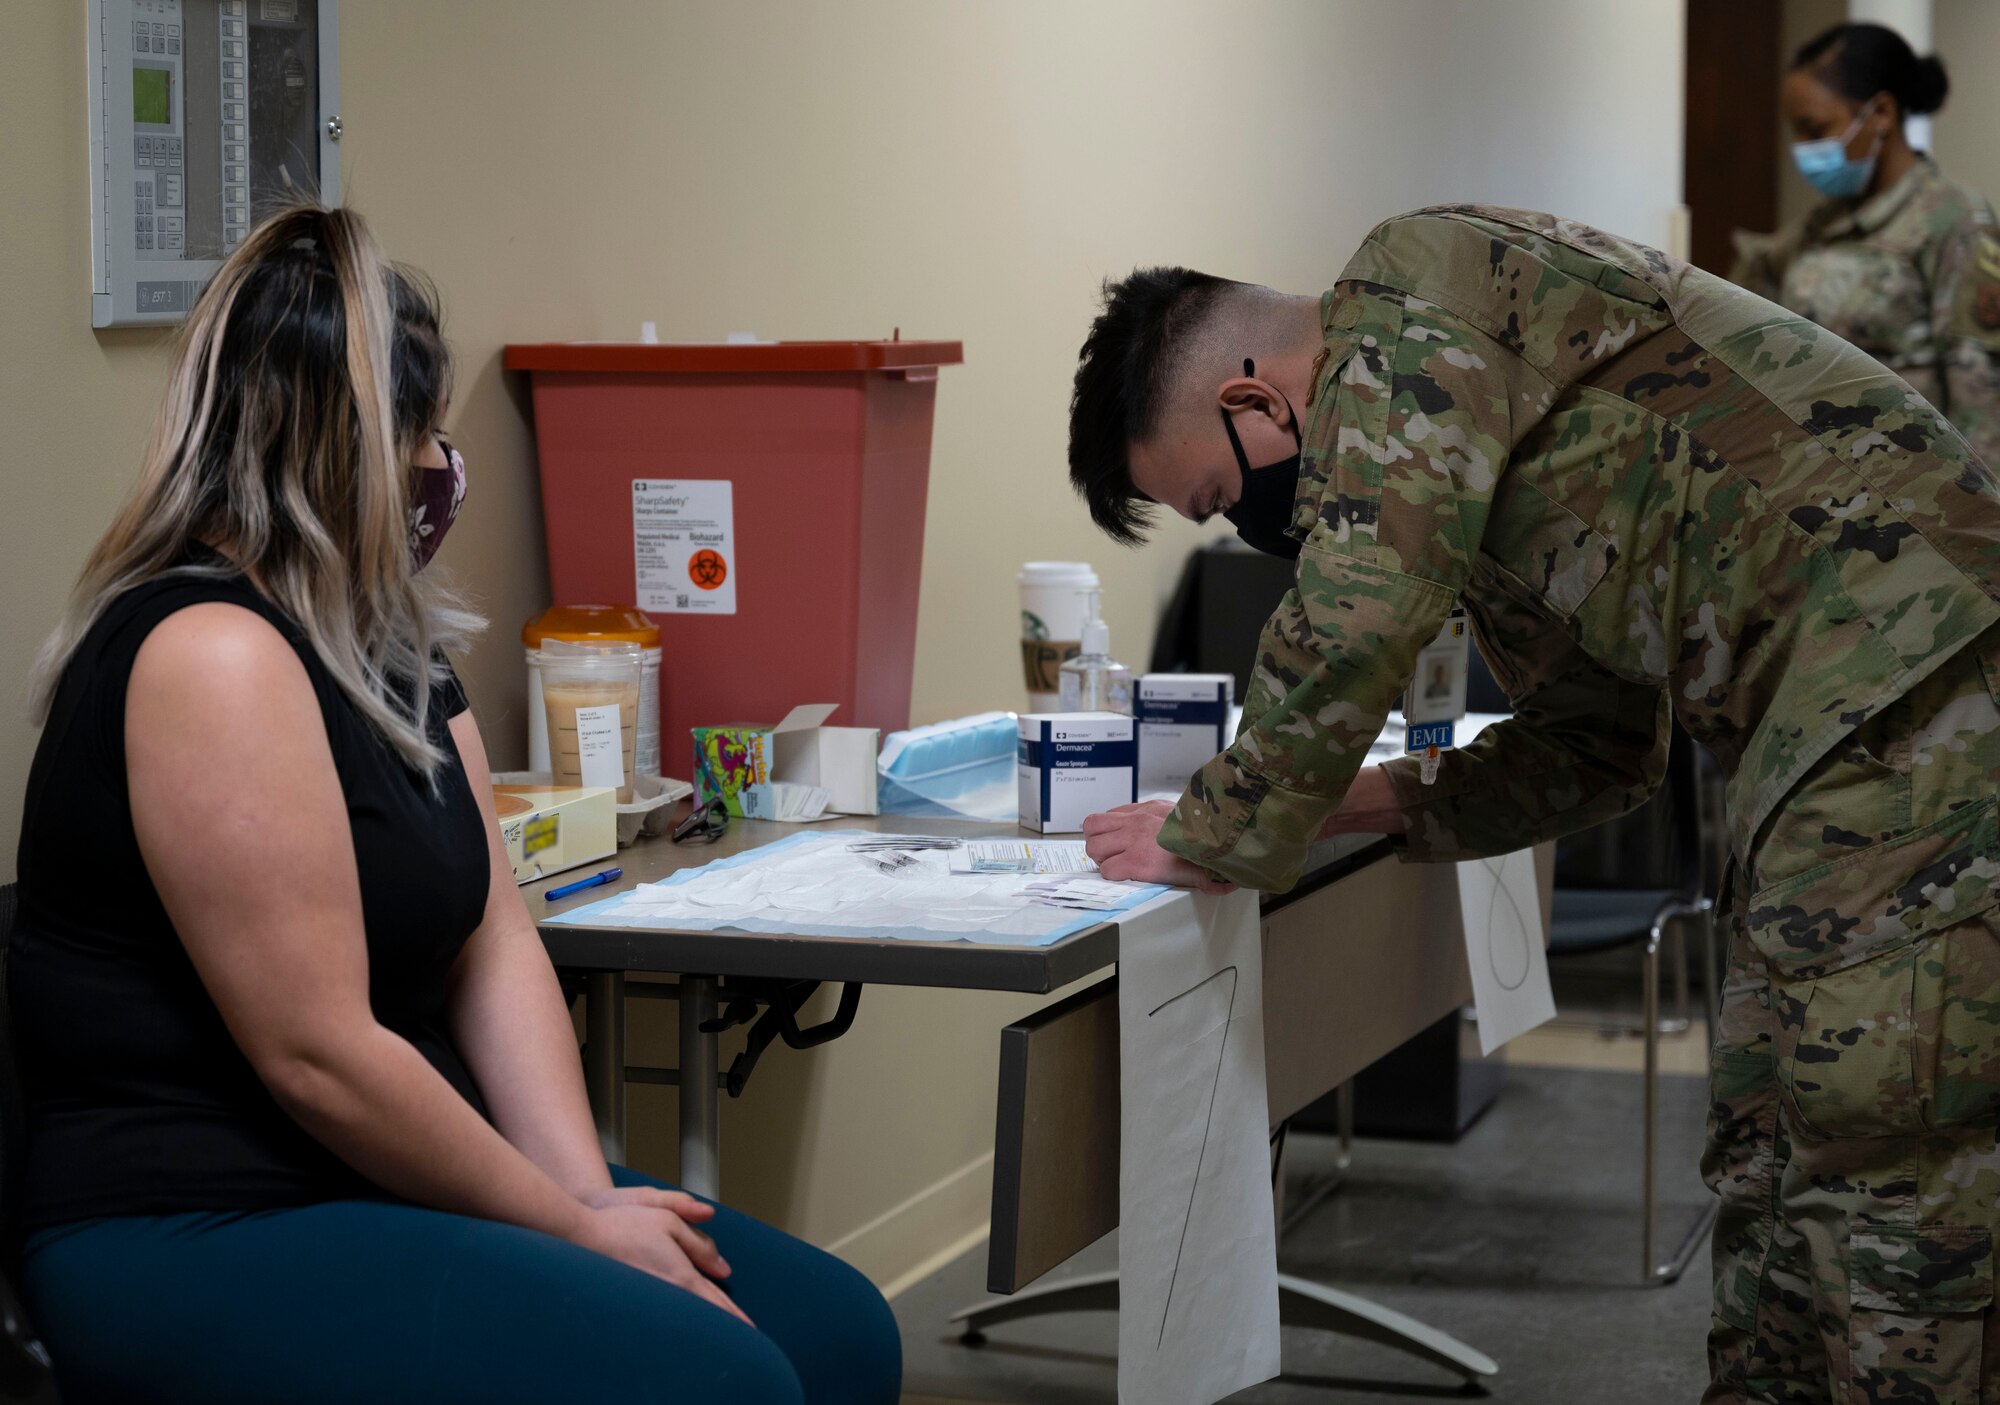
1933, 2, 2000, 203
0, 0, 1683, 1282
1777, 0, 1850, 229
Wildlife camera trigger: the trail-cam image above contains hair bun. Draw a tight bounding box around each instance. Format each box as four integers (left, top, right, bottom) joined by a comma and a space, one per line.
1906, 53, 1949, 115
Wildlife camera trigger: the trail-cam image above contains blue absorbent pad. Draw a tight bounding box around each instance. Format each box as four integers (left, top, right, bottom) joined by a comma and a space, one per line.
546, 830, 1166, 947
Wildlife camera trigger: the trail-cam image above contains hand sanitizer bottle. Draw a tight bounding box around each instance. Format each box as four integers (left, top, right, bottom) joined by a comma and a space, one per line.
1058, 591, 1133, 715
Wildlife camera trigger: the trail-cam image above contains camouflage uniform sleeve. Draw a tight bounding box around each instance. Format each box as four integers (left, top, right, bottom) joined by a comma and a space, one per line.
1157, 271, 1517, 891
1928, 210, 2000, 468
1378, 587, 1671, 862
1158, 551, 1456, 891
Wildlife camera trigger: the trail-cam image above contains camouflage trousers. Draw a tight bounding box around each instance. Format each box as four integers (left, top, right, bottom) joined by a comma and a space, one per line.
1704, 629, 2000, 1404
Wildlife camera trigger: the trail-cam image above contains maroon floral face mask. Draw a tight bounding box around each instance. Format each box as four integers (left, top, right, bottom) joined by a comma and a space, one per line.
409, 438, 466, 571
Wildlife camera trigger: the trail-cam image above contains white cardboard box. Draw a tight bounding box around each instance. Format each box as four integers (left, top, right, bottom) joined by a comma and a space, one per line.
491, 782, 618, 884
1017, 712, 1137, 833
753, 703, 881, 818
1136, 673, 1235, 792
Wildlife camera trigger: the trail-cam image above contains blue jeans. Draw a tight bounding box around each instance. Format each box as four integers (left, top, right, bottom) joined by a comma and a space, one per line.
21, 1165, 901, 1404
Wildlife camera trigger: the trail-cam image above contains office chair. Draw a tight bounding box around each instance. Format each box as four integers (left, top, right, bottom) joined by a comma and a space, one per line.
0, 886, 55, 1402
1463, 648, 1721, 1284
1548, 730, 1719, 1285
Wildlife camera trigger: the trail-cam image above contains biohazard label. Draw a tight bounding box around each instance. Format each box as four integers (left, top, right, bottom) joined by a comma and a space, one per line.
689, 549, 728, 590
633, 479, 736, 615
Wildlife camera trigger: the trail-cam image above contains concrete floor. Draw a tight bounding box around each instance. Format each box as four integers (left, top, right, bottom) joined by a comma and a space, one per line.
893, 1063, 1714, 1403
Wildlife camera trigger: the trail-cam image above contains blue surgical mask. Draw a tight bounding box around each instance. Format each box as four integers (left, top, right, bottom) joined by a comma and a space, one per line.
1792, 109, 1883, 200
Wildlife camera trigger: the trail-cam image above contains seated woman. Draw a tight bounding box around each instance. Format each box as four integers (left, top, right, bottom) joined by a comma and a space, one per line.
11, 204, 901, 1405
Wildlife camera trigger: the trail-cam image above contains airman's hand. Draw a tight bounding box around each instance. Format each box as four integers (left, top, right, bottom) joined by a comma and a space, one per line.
1081, 800, 1236, 893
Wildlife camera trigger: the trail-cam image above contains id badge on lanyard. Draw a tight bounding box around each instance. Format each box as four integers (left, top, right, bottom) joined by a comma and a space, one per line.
1402, 608, 1470, 785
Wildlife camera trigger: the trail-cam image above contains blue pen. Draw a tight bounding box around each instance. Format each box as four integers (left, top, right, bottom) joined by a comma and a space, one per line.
545, 867, 623, 902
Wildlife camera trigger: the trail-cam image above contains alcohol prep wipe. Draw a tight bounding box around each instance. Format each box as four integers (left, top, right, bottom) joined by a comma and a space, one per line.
1136, 673, 1234, 792
1018, 713, 1136, 833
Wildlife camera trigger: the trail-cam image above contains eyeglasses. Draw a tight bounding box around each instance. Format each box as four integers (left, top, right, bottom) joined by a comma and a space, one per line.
671, 796, 729, 845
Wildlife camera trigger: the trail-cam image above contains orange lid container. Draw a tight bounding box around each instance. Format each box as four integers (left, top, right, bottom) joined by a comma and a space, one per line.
522, 604, 661, 649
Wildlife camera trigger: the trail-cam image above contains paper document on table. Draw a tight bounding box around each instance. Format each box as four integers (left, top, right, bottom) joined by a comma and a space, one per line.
1457, 848, 1556, 1055
946, 839, 1095, 874
1019, 876, 1134, 910
1118, 890, 1280, 1405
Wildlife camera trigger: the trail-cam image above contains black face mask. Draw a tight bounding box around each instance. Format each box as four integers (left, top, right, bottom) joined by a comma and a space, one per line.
1218, 358, 1305, 559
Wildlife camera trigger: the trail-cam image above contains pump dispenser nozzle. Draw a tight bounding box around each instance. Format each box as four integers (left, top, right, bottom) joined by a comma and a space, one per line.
1079, 590, 1109, 657
1058, 589, 1132, 715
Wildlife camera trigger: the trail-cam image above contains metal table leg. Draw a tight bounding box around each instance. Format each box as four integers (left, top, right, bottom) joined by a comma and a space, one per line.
1274, 1275, 1497, 1382
951, 1271, 1120, 1338
950, 1271, 1498, 1385
583, 972, 626, 1165
679, 975, 722, 1200
1644, 906, 1718, 1285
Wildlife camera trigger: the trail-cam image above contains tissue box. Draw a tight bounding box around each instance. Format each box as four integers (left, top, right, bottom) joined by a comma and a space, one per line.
491, 783, 618, 884
693, 703, 880, 819
1017, 712, 1137, 833
1136, 673, 1235, 792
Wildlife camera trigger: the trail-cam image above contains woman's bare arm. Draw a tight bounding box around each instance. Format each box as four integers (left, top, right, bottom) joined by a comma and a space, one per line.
126, 604, 595, 1240
126, 606, 746, 1317
443, 709, 614, 1201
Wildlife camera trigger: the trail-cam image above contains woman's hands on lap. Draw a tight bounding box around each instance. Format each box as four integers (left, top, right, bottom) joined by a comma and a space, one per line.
570, 1187, 751, 1325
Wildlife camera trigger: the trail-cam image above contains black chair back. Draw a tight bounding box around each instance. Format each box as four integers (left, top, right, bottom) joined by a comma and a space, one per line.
1467, 638, 1702, 895
1552, 725, 1704, 896
0, 885, 54, 1398
1, 884, 27, 1258
1462, 627, 1513, 715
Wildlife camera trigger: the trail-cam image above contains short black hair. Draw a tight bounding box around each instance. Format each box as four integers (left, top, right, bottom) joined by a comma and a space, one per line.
1794, 22, 1948, 118
1068, 266, 1232, 545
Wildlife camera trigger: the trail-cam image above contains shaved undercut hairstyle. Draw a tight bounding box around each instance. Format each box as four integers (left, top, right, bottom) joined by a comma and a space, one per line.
1068, 266, 1237, 545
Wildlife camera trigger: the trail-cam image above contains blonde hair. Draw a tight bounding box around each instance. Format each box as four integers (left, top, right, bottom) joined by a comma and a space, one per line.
31, 203, 482, 775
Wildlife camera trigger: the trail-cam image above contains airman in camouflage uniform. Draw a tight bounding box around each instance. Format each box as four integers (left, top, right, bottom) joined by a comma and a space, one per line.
1735, 158, 2000, 469
1144, 206, 2000, 1402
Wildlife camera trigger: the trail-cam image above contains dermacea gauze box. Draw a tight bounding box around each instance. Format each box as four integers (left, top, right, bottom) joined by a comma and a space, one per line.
1017, 712, 1137, 834
1136, 673, 1235, 791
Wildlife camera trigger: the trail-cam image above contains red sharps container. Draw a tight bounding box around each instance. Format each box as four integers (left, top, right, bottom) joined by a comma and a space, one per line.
504, 339, 963, 778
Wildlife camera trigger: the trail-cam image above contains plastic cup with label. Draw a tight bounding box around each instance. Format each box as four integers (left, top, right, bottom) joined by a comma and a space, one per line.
523, 606, 663, 782
1017, 561, 1100, 712
539, 640, 644, 803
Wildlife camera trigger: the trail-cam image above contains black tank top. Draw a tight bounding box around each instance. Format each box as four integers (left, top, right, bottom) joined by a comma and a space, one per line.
11, 564, 491, 1230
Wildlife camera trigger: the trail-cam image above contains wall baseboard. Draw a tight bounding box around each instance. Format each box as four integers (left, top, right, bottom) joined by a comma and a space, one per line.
825, 1151, 993, 1298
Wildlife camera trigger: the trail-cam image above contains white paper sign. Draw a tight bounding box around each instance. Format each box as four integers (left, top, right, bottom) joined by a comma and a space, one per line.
1456, 849, 1556, 1055
1118, 890, 1281, 1405
574, 704, 626, 789
633, 479, 736, 615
